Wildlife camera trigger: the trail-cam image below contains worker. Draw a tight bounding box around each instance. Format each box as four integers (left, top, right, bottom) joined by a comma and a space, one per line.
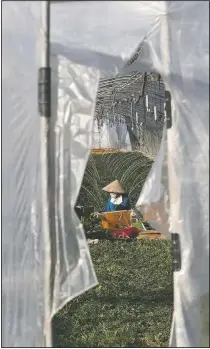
102, 180, 130, 212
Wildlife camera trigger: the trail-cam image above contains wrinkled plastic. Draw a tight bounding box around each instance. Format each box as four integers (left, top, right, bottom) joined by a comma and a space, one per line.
133, 2, 209, 347
92, 115, 132, 150
50, 55, 99, 317
2, 2, 44, 347
136, 125, 170, 238
2, 1, 209, 348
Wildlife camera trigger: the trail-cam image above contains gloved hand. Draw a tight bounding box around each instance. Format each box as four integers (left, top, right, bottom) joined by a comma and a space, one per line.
91, 212, 101, 218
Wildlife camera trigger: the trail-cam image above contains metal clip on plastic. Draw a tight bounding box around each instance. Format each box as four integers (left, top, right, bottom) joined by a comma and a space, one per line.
171, 233, 181, 272
165, 90, 172, 129
38, 67, 51, 118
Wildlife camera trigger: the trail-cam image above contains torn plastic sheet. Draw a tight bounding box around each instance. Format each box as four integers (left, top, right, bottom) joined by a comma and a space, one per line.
136, 125, 170, 239
2, 0, 209, 347
50, 55, 100, 316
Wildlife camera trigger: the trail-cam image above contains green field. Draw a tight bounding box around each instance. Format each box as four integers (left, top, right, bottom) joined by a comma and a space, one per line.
53, 240, 173, 348
53, 153, 173, 347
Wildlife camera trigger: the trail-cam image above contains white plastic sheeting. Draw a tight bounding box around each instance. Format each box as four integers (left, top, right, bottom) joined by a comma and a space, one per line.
136, 125, 170, 238
92, 116, 132, 150
50, 54, 99, 313
2, 1, 209, 348
2, 2, 44, 347
133, 2, 209, 347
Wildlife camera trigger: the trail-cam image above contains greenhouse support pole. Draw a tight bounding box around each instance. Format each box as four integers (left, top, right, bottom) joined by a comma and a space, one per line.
160, 1, 181, 346
38, 1, 52, 347
161, 3, 181, 270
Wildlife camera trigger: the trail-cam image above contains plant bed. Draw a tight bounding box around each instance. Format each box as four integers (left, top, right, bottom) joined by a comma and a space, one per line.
52, 239, 173, 348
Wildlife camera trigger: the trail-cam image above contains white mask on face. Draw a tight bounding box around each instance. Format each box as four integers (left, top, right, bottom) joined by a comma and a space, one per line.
110, 193, 117, 198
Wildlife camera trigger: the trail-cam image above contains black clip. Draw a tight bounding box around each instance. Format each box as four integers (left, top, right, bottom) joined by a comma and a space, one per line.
38, 67, 51, 118
171, 233, 181, 272
165, 90, 172, 129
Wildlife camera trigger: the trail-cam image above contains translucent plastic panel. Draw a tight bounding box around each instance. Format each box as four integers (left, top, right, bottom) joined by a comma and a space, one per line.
2, 1, 44, 347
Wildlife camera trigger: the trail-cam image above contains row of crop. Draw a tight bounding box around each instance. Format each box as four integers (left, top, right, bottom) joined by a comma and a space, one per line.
77, 152, 153, 210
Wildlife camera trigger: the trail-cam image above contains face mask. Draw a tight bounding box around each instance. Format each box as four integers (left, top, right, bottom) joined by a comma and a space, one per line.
110, 193, 117, 199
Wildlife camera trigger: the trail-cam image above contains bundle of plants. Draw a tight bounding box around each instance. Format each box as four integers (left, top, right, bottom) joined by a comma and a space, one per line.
82, 215, 113, 240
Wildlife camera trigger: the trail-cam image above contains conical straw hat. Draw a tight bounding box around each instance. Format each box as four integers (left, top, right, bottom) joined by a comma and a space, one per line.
102, 180, 125, 194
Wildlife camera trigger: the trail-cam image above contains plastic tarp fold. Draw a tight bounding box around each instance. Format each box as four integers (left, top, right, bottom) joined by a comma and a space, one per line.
50, 54, 99, 316
92, 116, 132, 150
2, 0, 209, 347
136, 125, 170, 238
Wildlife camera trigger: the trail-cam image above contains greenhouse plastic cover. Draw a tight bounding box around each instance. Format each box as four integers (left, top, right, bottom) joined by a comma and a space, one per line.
136, 125, 170, 238
2, 1, 209, 347
92, 115, 132, 150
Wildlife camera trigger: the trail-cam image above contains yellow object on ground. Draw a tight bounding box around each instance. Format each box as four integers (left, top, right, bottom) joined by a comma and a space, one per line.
100, 210, 165, 239
137, 231, 166, 240
101, 210, 132, 230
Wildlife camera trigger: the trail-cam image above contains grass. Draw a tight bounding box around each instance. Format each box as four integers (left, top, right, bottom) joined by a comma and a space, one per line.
53, 240, 173, 348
